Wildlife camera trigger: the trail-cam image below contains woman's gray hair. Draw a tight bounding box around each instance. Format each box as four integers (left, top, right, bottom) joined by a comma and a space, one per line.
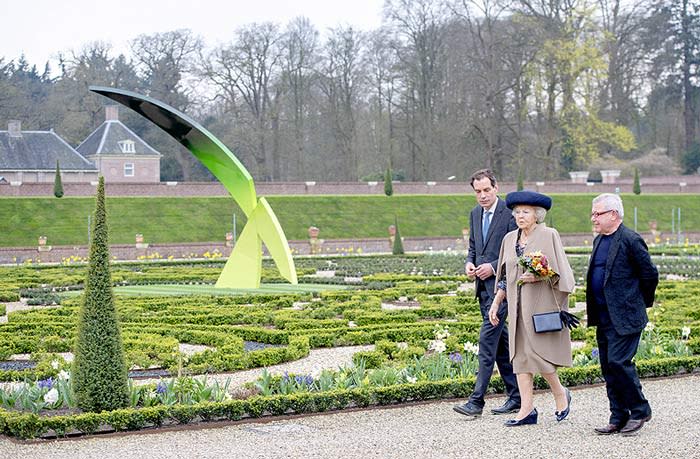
512, 206, 547, 223
534, 207, 547, 223
593, 193, 625, 219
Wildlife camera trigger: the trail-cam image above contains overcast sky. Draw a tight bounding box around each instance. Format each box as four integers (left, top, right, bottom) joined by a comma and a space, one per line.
1, 0, 385, 71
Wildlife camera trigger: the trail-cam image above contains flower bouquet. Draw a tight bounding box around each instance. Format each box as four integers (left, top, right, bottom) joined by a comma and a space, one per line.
518, 250, 555, 282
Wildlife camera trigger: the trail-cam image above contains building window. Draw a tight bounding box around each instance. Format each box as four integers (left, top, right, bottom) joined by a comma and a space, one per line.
124, 163, 134, 177
118, 140, 135, 153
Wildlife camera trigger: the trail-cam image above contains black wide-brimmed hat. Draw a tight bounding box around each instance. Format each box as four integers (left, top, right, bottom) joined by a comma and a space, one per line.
505, 190, 552, 210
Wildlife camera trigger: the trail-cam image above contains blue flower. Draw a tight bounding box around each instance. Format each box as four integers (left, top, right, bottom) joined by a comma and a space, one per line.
304, 375, 314, 386
37, 377, 54, 390
591, 348, 600, 359
283, 371, 291, 382
156, 382, 167, 394
449, 352, 463, 364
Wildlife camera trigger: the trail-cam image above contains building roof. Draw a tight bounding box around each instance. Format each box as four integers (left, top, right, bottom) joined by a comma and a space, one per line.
0, 129, 97, 171
76, 120, 161, 158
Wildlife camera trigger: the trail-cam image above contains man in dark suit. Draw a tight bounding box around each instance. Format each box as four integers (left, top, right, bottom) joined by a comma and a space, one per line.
453, 169, 520, 417
587, 193, 659, 436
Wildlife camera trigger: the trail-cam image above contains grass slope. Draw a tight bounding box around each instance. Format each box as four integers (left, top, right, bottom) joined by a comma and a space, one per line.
1, 194, 698, 247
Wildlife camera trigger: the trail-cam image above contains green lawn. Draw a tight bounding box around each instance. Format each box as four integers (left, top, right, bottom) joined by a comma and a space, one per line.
1, 194, 698, 247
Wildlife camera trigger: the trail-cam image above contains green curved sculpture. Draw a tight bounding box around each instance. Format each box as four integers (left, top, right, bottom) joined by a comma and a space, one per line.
89, 86, 297, 288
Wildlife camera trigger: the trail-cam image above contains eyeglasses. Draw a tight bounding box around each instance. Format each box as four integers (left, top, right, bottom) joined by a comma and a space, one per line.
591, 209, 615, 219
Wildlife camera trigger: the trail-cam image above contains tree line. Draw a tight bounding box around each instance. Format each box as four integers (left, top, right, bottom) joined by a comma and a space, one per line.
1, 0, 699, 182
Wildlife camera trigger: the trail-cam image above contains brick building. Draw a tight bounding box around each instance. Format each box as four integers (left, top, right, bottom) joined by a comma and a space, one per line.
76, 106, 161, 183
0, 120, 98, 183
0, 106, 162, 184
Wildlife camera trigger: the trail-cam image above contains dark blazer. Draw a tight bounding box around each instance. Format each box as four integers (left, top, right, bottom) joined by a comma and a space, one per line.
467, 198, 517, 301
586, 223, 659, 335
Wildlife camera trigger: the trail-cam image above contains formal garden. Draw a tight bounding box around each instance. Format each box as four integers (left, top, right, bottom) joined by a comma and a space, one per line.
0, 179, 698, 440
1, 232, 699, 439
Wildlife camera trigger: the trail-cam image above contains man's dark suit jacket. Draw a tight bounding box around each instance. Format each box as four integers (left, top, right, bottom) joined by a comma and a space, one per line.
586, 223, 659, 336
467, 198, 517, 302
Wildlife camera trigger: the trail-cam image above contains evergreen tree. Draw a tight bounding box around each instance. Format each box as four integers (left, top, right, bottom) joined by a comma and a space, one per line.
53, 160, 64, 198
72, 176, 129, 412
681, 143, 700, 174
517, 168, 524, 191
392, 215, 404, 255
633, 168, 641, 195
384, 167, 393, 196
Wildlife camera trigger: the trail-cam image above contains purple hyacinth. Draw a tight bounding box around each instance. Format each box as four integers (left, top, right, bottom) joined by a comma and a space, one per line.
304, 375, 314, 386
283, 371, 291, 382
591, 348, 600, 359
449, 352, 463, 364
156, 381, 167, 394
37, 377, 54, 390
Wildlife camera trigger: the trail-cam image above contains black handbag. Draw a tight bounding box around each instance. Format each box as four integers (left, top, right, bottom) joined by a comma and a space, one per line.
531, 280, 580, 333
532, 311, 563, 333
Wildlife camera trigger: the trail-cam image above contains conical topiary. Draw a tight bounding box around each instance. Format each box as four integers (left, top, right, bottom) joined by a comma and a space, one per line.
517, 168, 524, 191
53, 160, 64, 198
72, 176, 129, 412
392, 215, 404, 255
633, 167, 641, 195
384, 167, 393, 197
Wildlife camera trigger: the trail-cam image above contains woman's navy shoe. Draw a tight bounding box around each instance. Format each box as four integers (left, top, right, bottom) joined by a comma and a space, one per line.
555, 388, 572, 422
504, 408, 538, 426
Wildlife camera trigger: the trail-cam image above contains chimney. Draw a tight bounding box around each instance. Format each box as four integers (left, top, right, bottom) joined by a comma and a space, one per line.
8, 120, 21, 137
105, 105, 119, 121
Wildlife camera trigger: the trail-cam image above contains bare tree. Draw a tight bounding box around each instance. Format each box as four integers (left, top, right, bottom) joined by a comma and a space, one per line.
130, 30, 203, 180
280, 17, 320, 179
449, 0, 534, 177
365, 28, 400, 175
317, 26, 365, 180
384, 0, 448, 180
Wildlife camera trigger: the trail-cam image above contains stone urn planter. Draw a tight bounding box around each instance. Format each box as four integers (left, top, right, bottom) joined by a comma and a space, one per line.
135, 233, 148, 249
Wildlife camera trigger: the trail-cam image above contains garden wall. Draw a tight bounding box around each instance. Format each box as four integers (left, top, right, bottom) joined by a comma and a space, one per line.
2, 232, 696, 264
2, 176, 700, 197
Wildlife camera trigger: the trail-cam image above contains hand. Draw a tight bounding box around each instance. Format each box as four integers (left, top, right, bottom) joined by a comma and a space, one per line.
518, 272, 537, 284
488, 301, 500, 326
465, 262, 476, 278
475, 263, 494, 280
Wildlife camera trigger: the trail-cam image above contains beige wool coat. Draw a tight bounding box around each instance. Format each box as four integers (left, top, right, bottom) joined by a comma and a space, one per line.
495, 223, 575, 367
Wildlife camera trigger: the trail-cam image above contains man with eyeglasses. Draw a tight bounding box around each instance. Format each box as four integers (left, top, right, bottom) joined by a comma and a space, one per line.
586, 193, 658, 437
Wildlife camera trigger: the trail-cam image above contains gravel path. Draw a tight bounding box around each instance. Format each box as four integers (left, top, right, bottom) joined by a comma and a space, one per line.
2, 374, 698, 458
134, 345, 375, 388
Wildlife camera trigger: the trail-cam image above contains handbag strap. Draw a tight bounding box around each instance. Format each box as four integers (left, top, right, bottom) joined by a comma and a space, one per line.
547, 277, 563, 313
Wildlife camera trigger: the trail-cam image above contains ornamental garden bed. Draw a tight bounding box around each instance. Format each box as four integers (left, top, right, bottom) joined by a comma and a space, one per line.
0, 254, 698, 439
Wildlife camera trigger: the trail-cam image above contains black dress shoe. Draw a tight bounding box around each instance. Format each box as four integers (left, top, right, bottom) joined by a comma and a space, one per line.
491, 399, 521, 415
555, 388, 572, 422
453, 401, 483, 417
594, 424, 621, 435
504, 408, 538, 426
620, 414, 652, 436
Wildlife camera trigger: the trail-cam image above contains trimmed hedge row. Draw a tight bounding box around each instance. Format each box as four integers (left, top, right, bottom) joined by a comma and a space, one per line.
2, 355, 698, 440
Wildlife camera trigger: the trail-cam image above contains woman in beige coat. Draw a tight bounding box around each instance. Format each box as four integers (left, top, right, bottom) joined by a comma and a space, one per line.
488, 191, 575, 426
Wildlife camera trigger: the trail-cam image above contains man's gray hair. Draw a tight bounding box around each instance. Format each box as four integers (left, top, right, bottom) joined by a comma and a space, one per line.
593, 193, 625, 219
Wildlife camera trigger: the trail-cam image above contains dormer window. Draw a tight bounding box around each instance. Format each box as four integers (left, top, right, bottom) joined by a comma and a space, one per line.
118, 140, 135, 154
